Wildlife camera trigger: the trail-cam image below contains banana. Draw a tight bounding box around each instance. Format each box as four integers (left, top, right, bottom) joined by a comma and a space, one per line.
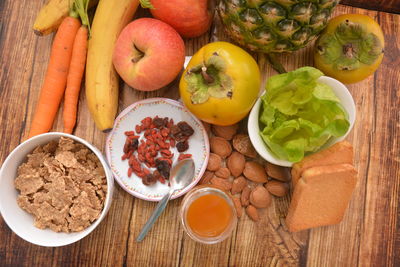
33, 0, 98, 36
85, 0, 140, 132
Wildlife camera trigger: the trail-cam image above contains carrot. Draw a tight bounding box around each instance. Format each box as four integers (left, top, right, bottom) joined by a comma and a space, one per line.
28, 16, 81, 138
63, 26, 88, 133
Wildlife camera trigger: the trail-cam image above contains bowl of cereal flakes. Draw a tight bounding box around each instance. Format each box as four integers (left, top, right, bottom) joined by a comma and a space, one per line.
0, 132, 114, 247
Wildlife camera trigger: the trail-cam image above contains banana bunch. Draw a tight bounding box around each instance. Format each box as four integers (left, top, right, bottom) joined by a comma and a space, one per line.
33, 0, 98, 36
85, 0, 140, 131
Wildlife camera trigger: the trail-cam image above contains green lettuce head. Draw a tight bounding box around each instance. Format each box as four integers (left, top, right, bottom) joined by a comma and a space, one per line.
259, 67, 350, 162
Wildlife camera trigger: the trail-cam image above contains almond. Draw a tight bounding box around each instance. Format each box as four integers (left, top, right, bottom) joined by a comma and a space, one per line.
265, 162, 290, 182
227, 151, 245, 177
210, 137, 232, 159
250, 186, 271, 208
241, 186, 251, 206
243, 161, 268, 183
210, 177, 232, 191
215, 167, 230, 179
231, 176, 247, 195
233, 196, 243, 218
265, 180, 289, 197
199, 171, 214, 185
233, 134, 257, 158
211, 124, 239, 140
207, 153, 222, 171
246, 205, 260, 222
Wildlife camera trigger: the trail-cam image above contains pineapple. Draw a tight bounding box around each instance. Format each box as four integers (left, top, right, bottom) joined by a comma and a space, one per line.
218, 0, 340, 53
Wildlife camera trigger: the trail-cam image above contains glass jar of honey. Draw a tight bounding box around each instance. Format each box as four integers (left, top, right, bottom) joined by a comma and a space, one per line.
180, 186, 237, 244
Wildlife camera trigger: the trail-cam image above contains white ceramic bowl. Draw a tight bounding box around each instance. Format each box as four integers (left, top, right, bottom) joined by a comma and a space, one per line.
106, 98, 209, 202
248, 76, 356, 167
0, 133, 114, 247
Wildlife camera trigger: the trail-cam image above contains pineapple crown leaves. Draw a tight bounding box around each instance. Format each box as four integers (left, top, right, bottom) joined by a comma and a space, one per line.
317, 20, 383, 70
140, 0, 154, 9
185, 54, 233, 104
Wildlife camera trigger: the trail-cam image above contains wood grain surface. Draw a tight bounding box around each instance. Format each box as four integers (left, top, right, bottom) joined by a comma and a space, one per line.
1, 1, 399, 267
341, 0, 400, 14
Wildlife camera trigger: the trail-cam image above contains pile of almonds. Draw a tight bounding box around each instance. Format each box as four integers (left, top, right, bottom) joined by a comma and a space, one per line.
200, 123, 290, 221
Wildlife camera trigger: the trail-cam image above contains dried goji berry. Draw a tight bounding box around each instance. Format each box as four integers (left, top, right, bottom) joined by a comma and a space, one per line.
145, 152, 152, 162
123, 140, 131, 154
159, 158, 172, 165
135, 125, 142, 134
135, 171, 145, 178
178, 153, 192, 161
125, 131, 135, 136
167, 118, 174, 128
128, 168, 133, 177
146, 139, 153, 146
161, 128, 169, 137
138, 154, 145, 162
169, 139, 176, 147
155, 132, 162, 140
160, 149, 171, 155
162, 152, 174, 159
143, 168, 150, 175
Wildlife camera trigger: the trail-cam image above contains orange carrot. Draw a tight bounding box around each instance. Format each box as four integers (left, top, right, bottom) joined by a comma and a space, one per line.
28, 16, 81, 138
63, 26, 88, 134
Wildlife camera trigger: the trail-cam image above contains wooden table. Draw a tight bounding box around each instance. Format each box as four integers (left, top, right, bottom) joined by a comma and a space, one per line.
1, 1, 399, 266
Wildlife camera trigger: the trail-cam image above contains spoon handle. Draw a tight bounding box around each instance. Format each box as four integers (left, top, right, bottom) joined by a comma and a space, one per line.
136, 190, 173, 242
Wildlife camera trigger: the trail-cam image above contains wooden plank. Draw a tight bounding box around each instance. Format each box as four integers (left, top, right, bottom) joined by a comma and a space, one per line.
0, 0, 54, 263
357, 10, 400, 267
302, 6, 374, 267
341, 0, 400, 14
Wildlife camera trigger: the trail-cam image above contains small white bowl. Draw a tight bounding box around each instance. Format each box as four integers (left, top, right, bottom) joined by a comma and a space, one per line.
105, 98, 210, 202
248, 76, 356, 167
0, 133, 114, 247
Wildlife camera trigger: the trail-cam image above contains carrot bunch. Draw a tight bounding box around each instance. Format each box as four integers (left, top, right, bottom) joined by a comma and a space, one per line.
28, 0, 91, 138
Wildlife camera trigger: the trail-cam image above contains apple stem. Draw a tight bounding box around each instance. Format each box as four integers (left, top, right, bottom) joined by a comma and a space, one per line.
131, 44, 145, 63
201, 66, 214, 84
131, 56, 142, 63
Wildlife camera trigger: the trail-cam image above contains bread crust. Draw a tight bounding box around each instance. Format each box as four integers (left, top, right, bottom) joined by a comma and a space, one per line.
291, 141, 354, 187
286, 163, 357, 232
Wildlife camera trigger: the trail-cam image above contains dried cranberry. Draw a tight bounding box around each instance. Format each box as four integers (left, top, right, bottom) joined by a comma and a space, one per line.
156, 159, 170, 179
130, 138, 139, 151
170, 125, 180, 136
177, 122, 194, 137
153, 170, 161, 179
163, 117, 169, 126
153, 117, 165, 128
142, 173, 157, 186
176, 140, 189, 152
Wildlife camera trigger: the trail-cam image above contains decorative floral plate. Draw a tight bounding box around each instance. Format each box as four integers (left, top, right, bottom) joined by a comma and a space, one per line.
105, 98, 209, 201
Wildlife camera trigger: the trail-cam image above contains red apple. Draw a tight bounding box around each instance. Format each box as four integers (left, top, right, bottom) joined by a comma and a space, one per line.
112, 18, 185, 91
150, 0, 213, 38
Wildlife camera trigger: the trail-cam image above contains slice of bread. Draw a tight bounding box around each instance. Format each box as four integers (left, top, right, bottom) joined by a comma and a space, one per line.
285, 163, 357, 232
291, 141, 354, 187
